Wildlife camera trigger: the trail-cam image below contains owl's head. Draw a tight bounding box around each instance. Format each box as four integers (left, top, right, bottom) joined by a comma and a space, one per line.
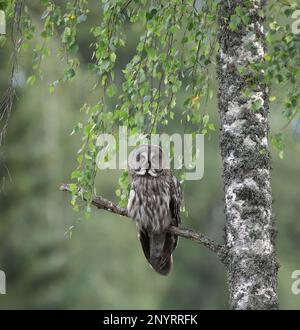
128, 144, 169, 177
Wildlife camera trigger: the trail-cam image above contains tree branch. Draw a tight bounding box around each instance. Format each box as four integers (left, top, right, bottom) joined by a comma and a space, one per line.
59, 183, 227, 260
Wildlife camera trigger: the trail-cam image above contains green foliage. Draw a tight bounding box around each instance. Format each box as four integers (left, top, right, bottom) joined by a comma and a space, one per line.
3, 0, 300, 210
266, 1, 300, 153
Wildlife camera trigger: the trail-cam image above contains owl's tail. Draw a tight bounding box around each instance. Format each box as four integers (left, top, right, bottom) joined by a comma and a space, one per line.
138, 230, 178, 276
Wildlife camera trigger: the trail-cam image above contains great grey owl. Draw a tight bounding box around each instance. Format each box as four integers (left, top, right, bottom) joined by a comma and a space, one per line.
127, 144, 182, 275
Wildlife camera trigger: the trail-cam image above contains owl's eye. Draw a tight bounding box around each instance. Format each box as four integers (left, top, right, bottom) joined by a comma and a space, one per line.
139, 152, 147, 163
136, 154, 140, 162
151, 153, 160, 164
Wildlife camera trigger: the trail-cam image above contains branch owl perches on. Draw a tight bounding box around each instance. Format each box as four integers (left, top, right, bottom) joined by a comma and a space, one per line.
60, 145, 227, 274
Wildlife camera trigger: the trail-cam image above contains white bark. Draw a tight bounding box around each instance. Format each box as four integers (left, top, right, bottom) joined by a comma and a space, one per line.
217, 0, 279, 309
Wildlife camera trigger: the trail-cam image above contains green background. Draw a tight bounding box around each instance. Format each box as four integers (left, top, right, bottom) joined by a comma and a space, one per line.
0, 1, 299, 309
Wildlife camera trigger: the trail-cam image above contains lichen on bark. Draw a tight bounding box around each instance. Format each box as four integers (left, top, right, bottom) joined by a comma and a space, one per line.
217, 0, 279, 310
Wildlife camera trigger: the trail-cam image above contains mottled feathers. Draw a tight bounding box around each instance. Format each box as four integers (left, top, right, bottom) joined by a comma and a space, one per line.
127, 145, 182, 275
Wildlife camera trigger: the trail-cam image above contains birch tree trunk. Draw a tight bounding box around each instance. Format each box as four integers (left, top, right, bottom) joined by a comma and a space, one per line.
217, 0, 279, 309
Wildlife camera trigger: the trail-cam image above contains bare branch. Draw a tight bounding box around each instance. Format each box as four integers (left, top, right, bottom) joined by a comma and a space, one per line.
59, 183, 227, 260
166, 225, 226, 257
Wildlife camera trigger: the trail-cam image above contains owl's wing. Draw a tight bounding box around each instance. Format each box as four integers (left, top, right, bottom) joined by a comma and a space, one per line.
152, 174, 183, 274
169, 174, 183, 226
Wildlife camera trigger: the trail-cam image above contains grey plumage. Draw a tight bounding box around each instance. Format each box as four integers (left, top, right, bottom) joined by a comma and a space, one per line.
127, 145, 182, 275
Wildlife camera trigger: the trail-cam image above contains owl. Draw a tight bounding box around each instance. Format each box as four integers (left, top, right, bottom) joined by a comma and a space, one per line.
127, 144, 182, 275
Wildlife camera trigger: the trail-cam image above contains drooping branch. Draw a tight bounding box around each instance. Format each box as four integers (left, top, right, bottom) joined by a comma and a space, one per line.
59, 183, 227, 260
0, 1, 24, 147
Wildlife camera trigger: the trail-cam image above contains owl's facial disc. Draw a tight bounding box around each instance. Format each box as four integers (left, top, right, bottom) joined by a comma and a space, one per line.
128, 144, 169, 176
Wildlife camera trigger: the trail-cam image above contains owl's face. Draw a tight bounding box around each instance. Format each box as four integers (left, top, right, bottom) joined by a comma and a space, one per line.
128, 145, 169, 177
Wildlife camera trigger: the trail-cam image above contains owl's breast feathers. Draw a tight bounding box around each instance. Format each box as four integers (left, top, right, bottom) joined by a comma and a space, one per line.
127, 173, 181, 232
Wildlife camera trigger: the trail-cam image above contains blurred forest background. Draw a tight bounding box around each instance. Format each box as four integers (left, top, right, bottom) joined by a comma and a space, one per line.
0, 1, 299, 309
